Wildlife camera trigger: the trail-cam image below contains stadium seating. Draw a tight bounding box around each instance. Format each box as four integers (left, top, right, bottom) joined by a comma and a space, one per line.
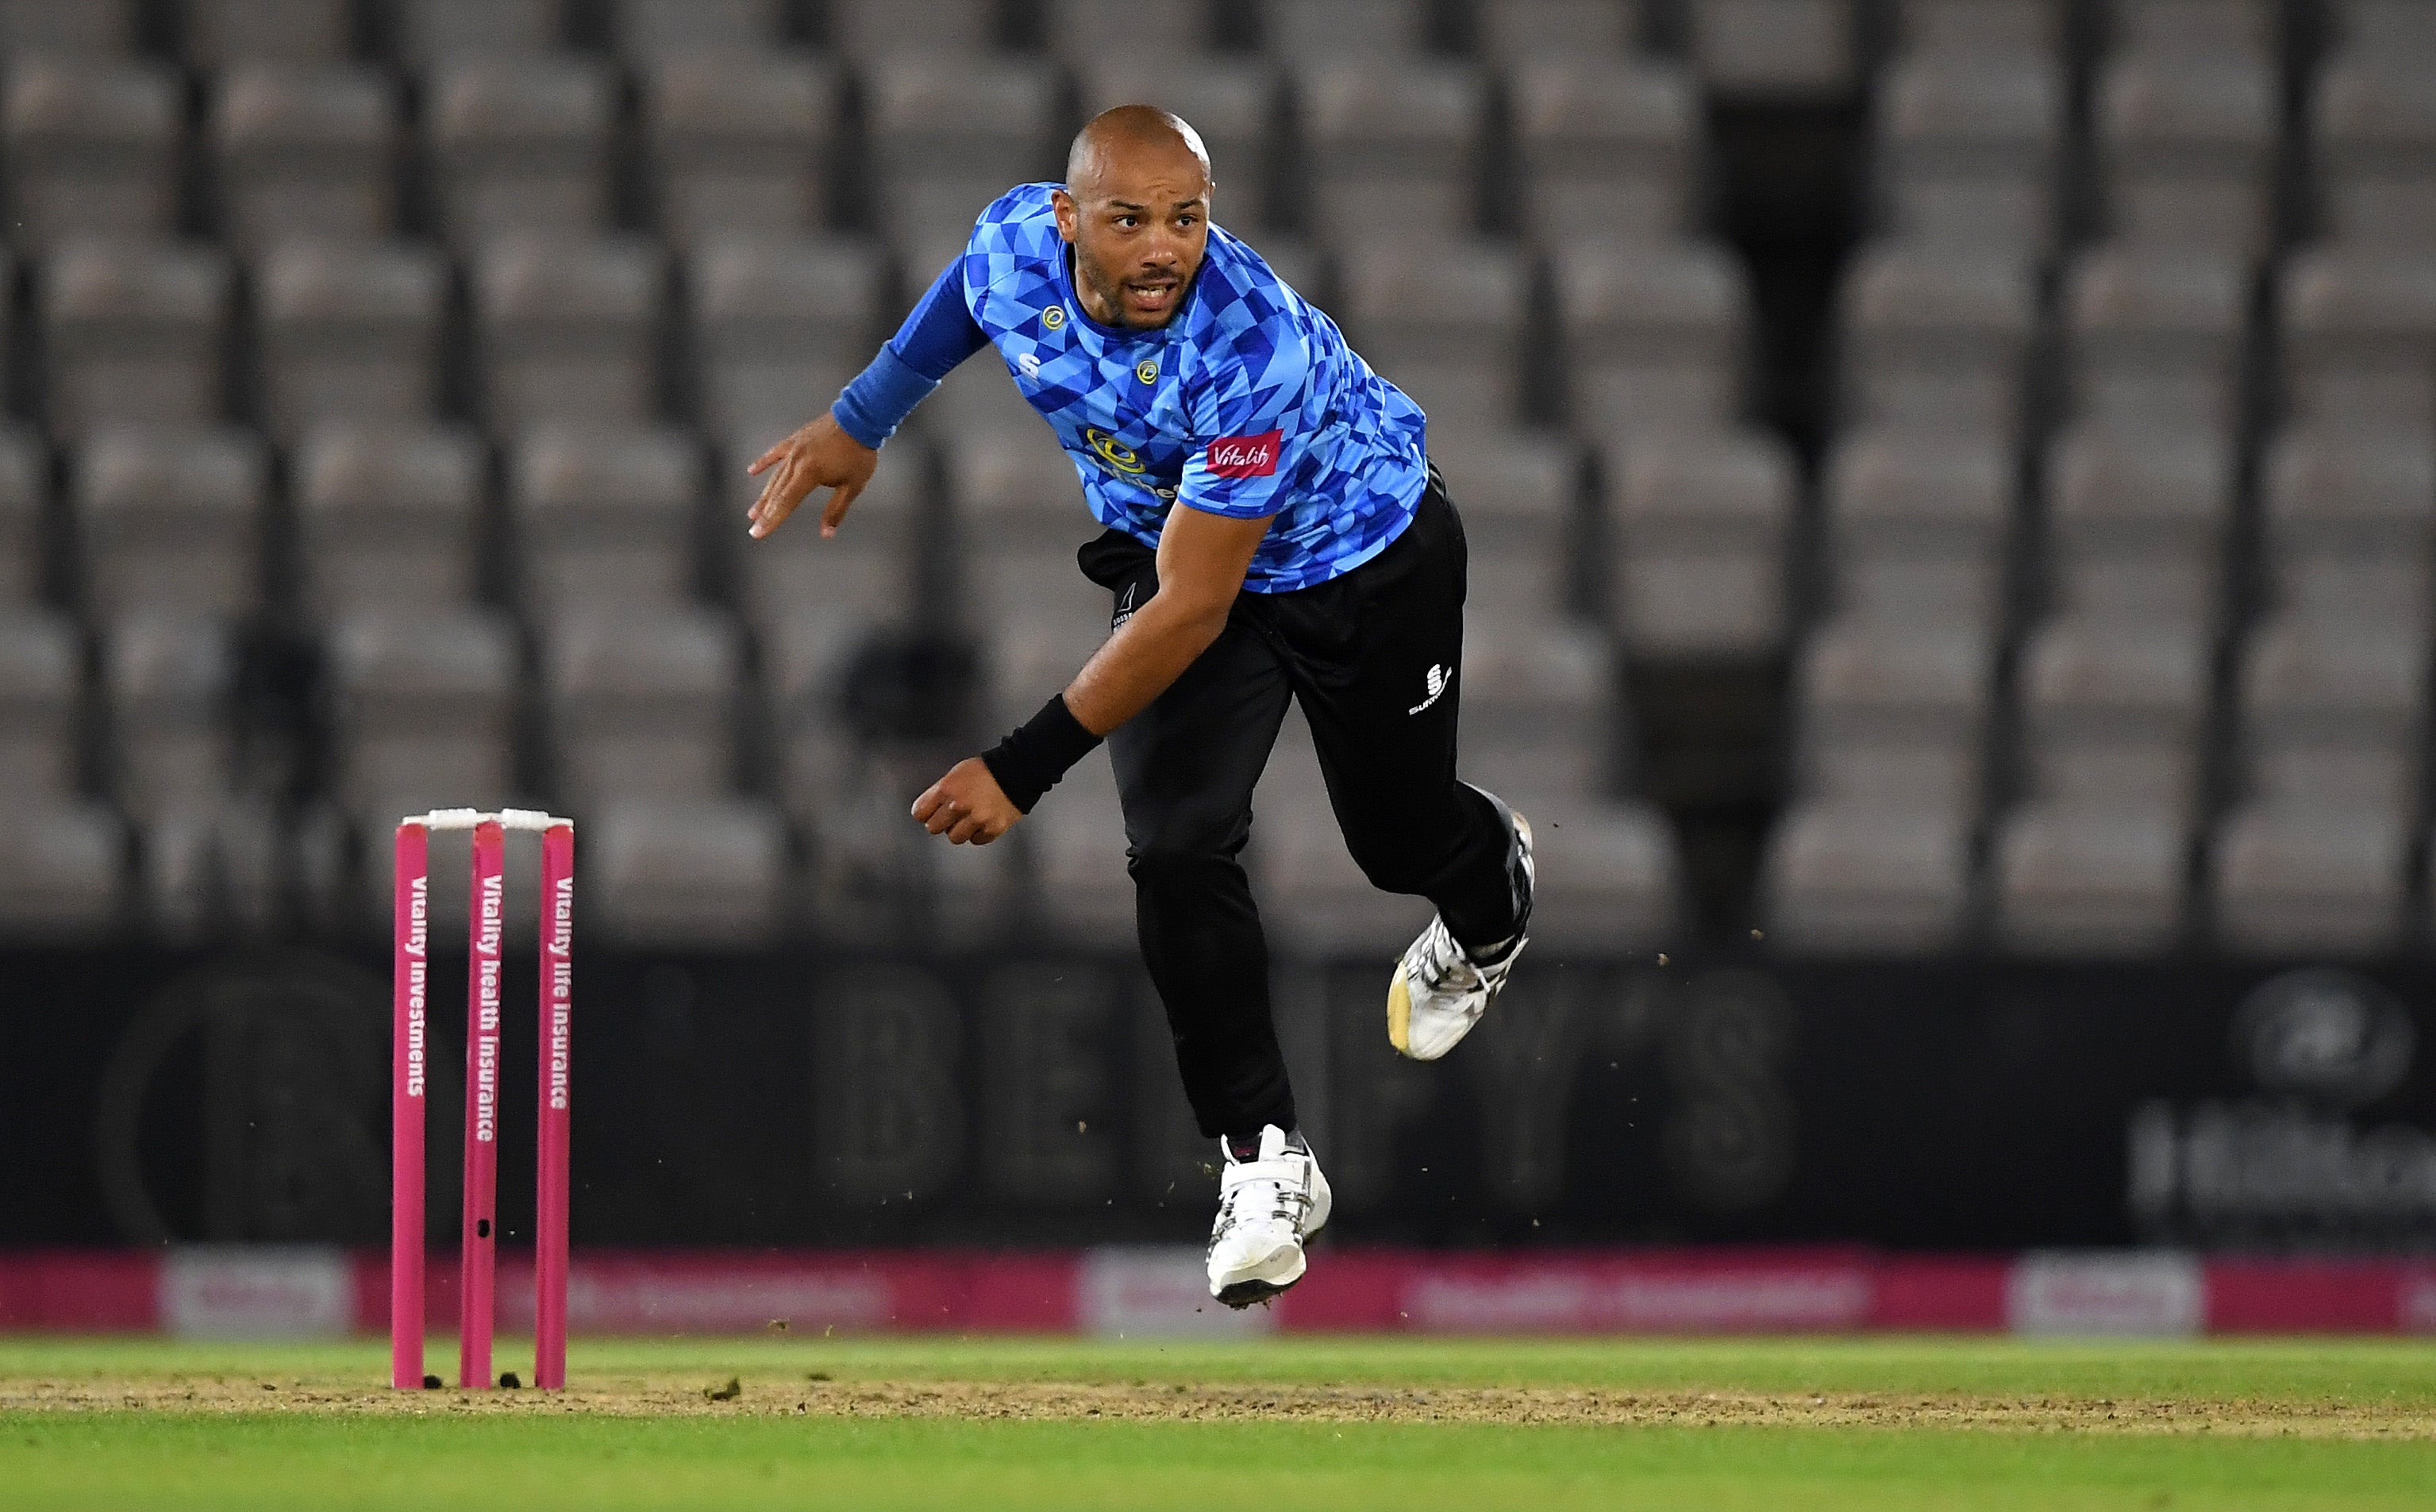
186, 0, 356, 66
641, 55, 843, 246
509, 425, 705, 617
0, 0, 2417, 962
2, 58, 181, 250
210, 67, 400, 248
293, 424, 486, 619
254, 241, 447, 437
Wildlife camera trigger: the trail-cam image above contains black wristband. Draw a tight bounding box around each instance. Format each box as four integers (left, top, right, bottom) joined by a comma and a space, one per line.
979, 694, 1103, 814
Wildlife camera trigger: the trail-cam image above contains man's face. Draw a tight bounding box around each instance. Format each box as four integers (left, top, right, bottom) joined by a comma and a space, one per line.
1053, 144, 1211, 329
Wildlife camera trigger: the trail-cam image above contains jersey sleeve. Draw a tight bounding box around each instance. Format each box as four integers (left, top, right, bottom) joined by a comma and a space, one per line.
1172, 325, 1314, 520
887, 256, 991, 379
829, 256, 990, 447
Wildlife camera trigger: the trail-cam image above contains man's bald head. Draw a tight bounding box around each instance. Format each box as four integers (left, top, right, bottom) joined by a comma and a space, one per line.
1066, 105, 1211, 195
1052, 104, 1215, 329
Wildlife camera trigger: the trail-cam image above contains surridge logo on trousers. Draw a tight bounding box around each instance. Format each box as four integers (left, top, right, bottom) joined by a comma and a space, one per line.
1408, 662, 1450, 715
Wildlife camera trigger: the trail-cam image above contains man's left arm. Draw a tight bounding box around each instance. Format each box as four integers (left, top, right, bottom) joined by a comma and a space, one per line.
911, 502, 1272, 845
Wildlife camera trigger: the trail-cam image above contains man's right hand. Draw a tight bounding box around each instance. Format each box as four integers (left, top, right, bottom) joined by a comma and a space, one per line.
745, 412, 879, 539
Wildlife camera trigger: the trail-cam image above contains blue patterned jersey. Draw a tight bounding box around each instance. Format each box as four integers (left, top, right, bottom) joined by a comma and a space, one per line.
847, 183, 1430, 594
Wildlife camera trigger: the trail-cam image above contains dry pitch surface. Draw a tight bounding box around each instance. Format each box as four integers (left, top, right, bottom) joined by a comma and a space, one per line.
5, 1336, 2435, 1510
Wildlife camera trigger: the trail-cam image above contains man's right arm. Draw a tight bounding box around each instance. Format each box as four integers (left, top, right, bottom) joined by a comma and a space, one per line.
746, 258, 989, 538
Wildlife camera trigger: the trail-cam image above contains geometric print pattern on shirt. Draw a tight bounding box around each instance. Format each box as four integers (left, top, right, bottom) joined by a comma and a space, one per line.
958, 183, 1430, 593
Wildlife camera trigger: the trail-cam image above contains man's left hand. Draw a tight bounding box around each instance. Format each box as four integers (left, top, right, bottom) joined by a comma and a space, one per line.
911, 757, 1023, 844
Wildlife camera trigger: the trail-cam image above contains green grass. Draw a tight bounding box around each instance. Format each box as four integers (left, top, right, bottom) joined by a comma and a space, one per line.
5, 1336, 2434, 1510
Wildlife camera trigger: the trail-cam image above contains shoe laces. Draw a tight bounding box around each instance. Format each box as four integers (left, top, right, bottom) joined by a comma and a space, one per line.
1215, 1153, 1314, 1237
1410, 915, 1484, 992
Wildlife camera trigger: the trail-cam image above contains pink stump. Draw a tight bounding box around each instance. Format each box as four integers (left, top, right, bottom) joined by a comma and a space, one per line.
390, 821, 429, 1390
534, 820, 574, 1390
459, 818, 506, 1390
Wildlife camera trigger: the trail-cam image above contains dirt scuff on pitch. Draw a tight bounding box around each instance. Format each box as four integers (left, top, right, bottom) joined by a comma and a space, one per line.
4, 1374, 2432, 1440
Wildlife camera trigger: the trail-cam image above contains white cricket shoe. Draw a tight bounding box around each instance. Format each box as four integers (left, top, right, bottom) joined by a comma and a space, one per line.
1387, 788, 1534, 1061
1206, 1125, 1332, 1309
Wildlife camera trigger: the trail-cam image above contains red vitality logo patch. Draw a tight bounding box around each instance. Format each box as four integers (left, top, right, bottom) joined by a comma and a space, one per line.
1205, 430, 1283, 479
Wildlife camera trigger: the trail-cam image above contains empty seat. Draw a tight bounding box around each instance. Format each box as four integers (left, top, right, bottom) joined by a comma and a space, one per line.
1792, 617, 1992, 807
1245, 236, 1327, 306
687, 237, 886, 452
1762, 801, 1970, 954
255, 240, 446, 437
0, 0, 136, 55
643, 54, 841, 246
738, 433, 925, 625
2061, 244, 2249, 432
1837, 244, 2036, 438
2110, 0, 2276, 55
509, 426, 703, 616
0, 429, 46, 606
1460, 617, 1621, 799
920, 352, 1051, 444
2093, 52, 2277, 252
294, 424, 485, 618
2235, 616, 2427, 816
0, 610, 82, 800
2261, 426, 2436, 625
1604, 429, 1794, 657
1989, 801, 2188, 956
2331, 0, 2436, 55
1049, 0, 1211, 59
1500, 796, 1681, 952
1691, 0, 1860, 102
425, 59, 615, 245
2312, 58, 2436, 247
210, 66, 398, 248
1428, 430, 1580, 610
325, 608, 519, 812
2015, 616, 2210, 810
2042, 423, 2232, 627
1820, 429, 2011, 626
1028, 744, 1136, 948
2276, 247, 2436, 429
41, 242, 232, 438
390, 0, 560, 63
1259, 0, 1432, 55
2, 58, 180, 250
1073, 58, 1280, 226
472, 237, 666, 429
75, 429, 264, 618
587, 798, 791, 947
142, 798, 301, 940
1511, 60, 1699, 247
1891, 0, 2065, 53
760, 612, 920, 831
1295, 63, 1488, 246
826, 0, 999, 56
1554, 241, 1753, 437
0, 802, 123, 941
184, 0, 355, 64
611, 0, 785, 56
102, 611, 236, 814
1337, 241, 1530, 431
864, 58, 1062, 253
543, 609, 743, 808
2212, 803, 2408, 955
944, 433, 1106, 642
1872, 51, 2063, 248
1479, 0, 1645, 58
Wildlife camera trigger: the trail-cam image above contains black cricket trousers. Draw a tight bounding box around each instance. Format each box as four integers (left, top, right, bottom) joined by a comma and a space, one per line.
1074, 467, 1525, 1144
